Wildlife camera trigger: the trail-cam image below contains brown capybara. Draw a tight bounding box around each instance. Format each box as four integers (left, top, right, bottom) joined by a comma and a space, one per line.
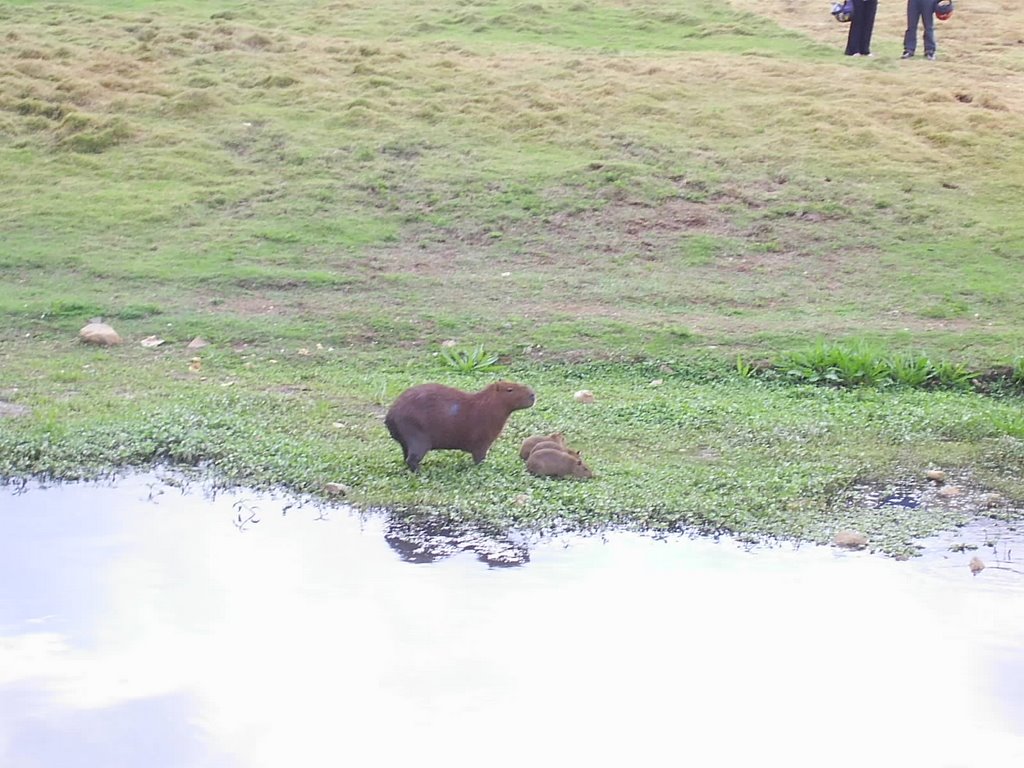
385, 381, 535, 472
519, 432, 567, 461
526, 448, 594, 479
527, 440, 580, 459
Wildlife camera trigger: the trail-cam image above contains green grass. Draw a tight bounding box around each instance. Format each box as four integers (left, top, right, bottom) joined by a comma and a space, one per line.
2, 0, 1024, 555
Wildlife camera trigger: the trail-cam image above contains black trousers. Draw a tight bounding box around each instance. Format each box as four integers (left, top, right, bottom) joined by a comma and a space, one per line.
845, 0, 878, 55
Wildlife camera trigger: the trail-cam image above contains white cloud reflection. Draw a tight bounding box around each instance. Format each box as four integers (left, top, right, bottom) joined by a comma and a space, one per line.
1, 475, 1022, 767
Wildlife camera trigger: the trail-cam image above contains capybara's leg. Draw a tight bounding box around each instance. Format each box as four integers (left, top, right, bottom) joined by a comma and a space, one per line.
395, 436, 409, 463
385, 418, 409, 462
404, 437, 429, 472
471, 446, 489, 464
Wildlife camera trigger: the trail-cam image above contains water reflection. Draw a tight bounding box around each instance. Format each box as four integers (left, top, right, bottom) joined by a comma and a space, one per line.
384, 516, 530, 567
1, 474, 1022, 767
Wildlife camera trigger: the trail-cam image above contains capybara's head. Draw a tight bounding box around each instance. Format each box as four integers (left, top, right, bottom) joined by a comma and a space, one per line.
526, 447, 594, 479
568, 454, 594, 479
488, 381, 535, 411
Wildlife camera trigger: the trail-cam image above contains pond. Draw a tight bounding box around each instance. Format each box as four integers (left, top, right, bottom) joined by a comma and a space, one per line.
1, 473, 1022, 767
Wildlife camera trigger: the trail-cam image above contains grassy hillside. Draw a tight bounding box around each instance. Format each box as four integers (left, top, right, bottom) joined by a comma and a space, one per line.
2, 0, 1023, 554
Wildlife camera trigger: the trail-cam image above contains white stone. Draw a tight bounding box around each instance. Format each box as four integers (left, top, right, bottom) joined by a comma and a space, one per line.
78, 322, 122, 346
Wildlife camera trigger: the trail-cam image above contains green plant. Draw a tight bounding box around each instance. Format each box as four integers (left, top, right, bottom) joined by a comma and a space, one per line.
929, 360, 977, 390
778, 341, 889, 387
736, 355, 755, 379
886, 353, 935, 389
774, 342, 978, 392
1011, 356, 1024, 386
438, 345, 502, 373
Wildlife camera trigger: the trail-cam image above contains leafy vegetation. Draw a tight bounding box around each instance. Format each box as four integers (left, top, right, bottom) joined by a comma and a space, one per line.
2, 0, 1024, 555
439, 344, 502, 373
768, 341, 979, 390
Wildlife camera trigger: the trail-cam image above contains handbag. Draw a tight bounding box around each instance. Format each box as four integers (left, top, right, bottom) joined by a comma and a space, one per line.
831, 0, 854, 22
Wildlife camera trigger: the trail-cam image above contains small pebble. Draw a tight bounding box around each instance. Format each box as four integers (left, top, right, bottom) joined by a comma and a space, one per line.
980, 493, 1003, 509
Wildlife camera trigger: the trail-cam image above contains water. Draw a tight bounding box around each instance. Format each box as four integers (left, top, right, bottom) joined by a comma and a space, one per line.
1, 473, 1022, 767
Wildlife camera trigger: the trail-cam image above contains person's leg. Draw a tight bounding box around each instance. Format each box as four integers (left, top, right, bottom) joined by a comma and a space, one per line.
859, 0, 877, 54
846, 0, 865, 55
922, 2, 936, 56
903, 0, 921, 55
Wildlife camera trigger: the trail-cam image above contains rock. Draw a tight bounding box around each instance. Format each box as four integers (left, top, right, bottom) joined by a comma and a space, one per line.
980, 493, 1003, 509
78, 322, 122, 346
188, 357, 202, 373
969, 556, 985, 576
833, 530, 869, 550
924, 469, 946, 483
573, 389, 595, 404
140, 335, 164, 348
649, 379, 664, 387
324, 482, 349, 496
187, 337, 210, 349
937, 485, 962, 498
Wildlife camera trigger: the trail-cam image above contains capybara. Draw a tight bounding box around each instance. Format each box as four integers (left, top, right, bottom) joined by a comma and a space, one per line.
526, 448, 594, 479
519, 432, 568, 460
385, 381, 535, 472
527, 440, 580, 459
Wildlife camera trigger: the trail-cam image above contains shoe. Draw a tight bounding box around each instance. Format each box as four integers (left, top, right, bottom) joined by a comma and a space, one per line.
925, 52, 936, 61
900, 51, 914, 59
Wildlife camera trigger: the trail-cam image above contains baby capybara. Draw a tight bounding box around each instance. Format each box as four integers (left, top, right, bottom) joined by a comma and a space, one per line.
526, 448, 594, 479
385, 381, 535, 472
527, 440, 580, 459
519, 432, 568, 460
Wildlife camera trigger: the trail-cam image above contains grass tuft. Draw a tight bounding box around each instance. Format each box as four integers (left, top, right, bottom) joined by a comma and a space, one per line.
438, 345, 503, 373
770, 341, 978, 390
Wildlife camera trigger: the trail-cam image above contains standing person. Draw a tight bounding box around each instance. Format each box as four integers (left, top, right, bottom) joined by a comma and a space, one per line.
845, 0, 878, 56
902, 0, 937, 60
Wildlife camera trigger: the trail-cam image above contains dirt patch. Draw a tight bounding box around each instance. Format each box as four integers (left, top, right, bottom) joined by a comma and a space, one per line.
0, 401, 31, 418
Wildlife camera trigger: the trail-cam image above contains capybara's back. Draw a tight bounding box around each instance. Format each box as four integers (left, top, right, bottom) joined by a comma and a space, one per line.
519, 432, 568, 460
386, 381, 535, 471
526, 448, 594, 479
